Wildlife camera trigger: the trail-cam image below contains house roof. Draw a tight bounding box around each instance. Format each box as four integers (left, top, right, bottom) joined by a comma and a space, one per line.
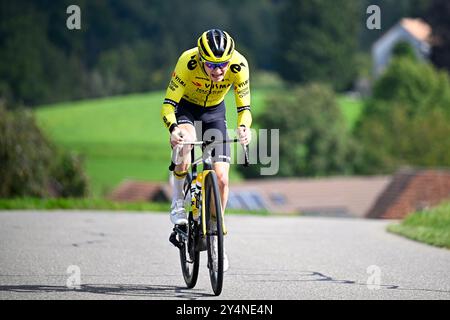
231, 176, 391, 217
400, 18, 432, 42
108, 169, 450, 219
372, 17, 432, 49
109, 179, 171, 202
367, 169, 450, 219
107, 176, 391, 217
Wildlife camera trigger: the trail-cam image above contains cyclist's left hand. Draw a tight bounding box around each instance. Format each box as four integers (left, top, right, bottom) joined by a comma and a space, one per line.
237, 126, 251, 146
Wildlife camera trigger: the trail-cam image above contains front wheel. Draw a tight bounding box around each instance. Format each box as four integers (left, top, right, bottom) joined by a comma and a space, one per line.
180, 173, 199, 288
179, 212, 200, 288
204, 171, 224, 296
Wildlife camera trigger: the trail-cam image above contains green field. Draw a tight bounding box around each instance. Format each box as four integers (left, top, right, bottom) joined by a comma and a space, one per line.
387, 201, 450, 249
337, 95, 364, 130
35, 90, 362, 197
35, 90, 268, 196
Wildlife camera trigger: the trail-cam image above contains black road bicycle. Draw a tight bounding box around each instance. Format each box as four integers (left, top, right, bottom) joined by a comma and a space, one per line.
169, 138, 249, 296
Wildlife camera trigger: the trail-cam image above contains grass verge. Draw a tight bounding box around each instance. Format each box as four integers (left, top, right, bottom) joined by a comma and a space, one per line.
387, 201, 450, 249
0, 198, 168, 212
0, 198, 270, 216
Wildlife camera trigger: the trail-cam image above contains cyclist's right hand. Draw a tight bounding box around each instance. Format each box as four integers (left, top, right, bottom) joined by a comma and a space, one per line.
170, 126, 184, 147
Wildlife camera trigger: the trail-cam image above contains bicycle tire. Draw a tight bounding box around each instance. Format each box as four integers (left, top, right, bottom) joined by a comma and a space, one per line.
179, 174, 199, 288
204, 171, 224, 296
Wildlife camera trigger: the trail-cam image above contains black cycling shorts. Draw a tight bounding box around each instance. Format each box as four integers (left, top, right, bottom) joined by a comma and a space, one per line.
175, 98, 231, 163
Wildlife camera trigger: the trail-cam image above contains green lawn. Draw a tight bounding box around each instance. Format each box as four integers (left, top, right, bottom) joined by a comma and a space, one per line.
337, 95, 365, 130
387, 201, 450, 249
35, 90, 362, 197
35, 93, 167, 196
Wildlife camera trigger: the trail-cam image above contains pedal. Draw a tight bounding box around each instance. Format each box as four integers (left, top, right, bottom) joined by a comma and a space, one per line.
169, 231, 183, 249
174, 225, 188, 242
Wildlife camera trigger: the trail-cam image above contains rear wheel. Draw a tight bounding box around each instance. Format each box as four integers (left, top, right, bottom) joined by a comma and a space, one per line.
205, 171, 224, 296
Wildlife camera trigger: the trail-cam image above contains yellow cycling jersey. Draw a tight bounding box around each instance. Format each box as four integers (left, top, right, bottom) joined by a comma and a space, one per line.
161, 47, 252, 131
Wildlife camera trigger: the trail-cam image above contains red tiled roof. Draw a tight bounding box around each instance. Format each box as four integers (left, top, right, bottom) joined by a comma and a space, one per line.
367, 169, 450, 219
109, 179, 170, 202
400, 18, 432, 42
108, 168, 450, 219
231, 176, 391, 217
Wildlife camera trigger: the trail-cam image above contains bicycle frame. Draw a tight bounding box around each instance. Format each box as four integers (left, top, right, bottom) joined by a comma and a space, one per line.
169, 139, 249, 237
169, 138, 249, 295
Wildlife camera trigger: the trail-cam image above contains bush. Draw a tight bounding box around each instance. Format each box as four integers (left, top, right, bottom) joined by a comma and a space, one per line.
392, 41, 417, 61
50, 152, 89, 198
0, 105, 89, 197
371, 57, 450, 117
0, 106, 54, 197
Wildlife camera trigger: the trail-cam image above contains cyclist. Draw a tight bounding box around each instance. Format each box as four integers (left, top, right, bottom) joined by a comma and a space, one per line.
161, 29, 252, 271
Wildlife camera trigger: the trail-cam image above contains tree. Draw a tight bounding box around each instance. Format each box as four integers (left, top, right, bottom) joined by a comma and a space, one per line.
0, 1, 89, 107
392, 41, 418, 61
425, 0, 450, 72
239, 84, 359, 178
371, 56, 450, 117
354, 56, 450, 173
0, 0, 285, 107
277, 0, 361, 91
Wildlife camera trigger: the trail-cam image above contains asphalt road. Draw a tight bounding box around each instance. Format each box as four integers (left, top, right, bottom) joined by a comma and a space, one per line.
0, 210, 449, 300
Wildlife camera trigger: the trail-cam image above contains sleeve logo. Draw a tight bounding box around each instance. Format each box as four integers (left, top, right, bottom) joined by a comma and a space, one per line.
187, 55, 197, 70
230, 62, 246, 73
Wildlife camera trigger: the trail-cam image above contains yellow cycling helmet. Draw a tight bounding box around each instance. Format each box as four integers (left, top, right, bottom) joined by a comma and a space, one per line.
197, 29, 235, 63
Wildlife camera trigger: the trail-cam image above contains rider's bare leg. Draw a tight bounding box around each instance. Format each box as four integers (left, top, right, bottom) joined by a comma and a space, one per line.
213, 161, 230, 272
172, 123, 196, 202
213, 162, 230, 215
